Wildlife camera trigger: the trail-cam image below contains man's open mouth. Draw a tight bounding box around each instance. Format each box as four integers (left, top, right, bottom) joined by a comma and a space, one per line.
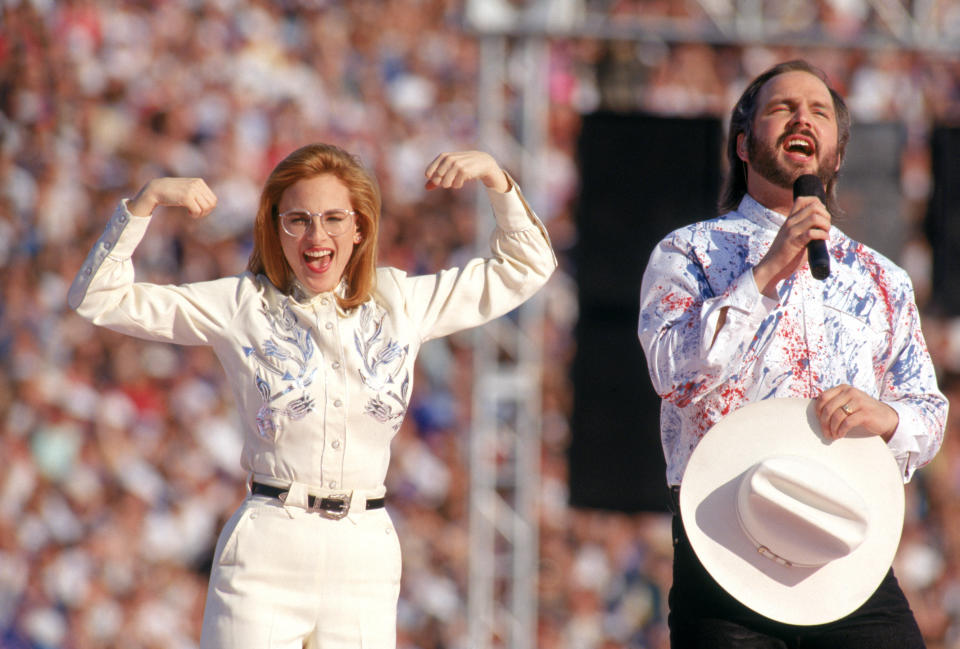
783, 135, 815, 157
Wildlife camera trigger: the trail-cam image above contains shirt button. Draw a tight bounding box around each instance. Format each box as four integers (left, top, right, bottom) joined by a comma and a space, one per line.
333, 399, 343, 407
321, 298, 329, 306
325, 322, 333, 330
332, 440, 341, 449
331, 361, 340, 370
328, 481, 337, 489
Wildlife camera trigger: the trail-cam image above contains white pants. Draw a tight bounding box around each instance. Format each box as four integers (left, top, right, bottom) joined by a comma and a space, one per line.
200, 494, 402, 649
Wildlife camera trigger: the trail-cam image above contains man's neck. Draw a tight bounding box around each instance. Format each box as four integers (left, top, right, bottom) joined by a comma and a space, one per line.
747, 179, 794, 216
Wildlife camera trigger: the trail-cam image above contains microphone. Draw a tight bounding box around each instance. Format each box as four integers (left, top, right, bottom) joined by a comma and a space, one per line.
793, 174, 830, 280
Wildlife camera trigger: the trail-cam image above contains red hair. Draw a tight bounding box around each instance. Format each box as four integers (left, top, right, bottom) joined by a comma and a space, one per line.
247, 143, 381, 309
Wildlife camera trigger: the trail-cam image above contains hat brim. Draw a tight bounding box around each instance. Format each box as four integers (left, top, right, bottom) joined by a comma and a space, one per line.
679, 398, 904, 626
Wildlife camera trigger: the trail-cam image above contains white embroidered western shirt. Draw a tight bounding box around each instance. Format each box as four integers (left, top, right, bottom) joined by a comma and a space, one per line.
639, 194, 946, 486
69, 184, 556, 499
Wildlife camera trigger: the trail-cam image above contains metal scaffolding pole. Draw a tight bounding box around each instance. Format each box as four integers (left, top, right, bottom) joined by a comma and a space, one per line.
467, 27, 550, 649
466, 0, 959, 53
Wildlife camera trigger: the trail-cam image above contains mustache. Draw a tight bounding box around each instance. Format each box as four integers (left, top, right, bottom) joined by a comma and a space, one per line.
777, 127, 819, 150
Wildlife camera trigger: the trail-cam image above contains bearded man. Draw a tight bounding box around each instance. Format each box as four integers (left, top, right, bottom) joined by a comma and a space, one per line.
638, 60, 947, 648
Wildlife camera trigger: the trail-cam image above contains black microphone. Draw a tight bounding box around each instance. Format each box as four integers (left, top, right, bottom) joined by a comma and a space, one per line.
793, 174, 830, 280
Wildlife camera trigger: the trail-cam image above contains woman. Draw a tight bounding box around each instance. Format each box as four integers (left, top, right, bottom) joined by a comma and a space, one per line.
68, 144, 556, 648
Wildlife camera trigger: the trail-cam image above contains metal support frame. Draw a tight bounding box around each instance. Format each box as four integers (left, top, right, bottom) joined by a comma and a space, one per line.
696, 0, 959, 52
467, 29, 550, 649
466, 0, 959, 52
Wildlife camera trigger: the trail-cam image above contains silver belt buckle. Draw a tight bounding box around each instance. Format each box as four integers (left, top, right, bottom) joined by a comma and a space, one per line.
313, 492, 352, 519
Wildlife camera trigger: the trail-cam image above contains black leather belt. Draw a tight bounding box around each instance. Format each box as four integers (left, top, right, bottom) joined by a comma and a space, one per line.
252, 482, 385, 519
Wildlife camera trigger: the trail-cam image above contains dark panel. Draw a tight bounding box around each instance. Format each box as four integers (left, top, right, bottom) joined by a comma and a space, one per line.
837, 122, 906, 262
926, 126, 960, 316
569, 112, 722, 513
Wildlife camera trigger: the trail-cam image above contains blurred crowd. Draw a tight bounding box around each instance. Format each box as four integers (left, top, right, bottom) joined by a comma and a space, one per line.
2, 0, 960, 648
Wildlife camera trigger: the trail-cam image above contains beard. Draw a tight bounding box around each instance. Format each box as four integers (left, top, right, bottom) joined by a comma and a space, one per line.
747, 129, 839, 192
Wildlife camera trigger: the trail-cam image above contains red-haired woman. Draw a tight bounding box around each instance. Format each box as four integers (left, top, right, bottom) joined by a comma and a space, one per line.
69, 145, 556, 649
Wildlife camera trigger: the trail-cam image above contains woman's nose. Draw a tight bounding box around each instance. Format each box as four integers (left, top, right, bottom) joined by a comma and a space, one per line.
305, 217, 330, 239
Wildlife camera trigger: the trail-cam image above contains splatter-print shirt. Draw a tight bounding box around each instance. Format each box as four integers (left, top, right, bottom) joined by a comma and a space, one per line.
69, 184, 556, 498
639, 194, 946, 487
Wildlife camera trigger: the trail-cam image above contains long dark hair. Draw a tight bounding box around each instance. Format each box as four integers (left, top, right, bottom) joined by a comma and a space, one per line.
718, 60, 851, 215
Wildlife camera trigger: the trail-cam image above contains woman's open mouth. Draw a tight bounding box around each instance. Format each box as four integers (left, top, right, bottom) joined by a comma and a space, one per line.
304, 248, 333, 272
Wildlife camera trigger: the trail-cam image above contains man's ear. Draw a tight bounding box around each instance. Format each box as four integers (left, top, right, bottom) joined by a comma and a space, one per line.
736, 132, 749, 163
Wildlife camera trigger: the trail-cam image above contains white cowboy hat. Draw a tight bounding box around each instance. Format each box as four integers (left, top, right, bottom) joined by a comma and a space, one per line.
679, 397, 905, 626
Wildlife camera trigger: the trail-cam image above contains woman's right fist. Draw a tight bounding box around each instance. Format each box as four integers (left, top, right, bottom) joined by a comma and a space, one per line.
127, 177, 218, 218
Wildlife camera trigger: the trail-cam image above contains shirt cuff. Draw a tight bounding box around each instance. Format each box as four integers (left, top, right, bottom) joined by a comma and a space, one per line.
487, 172, 538, 232
885, 401, 922, 477
110, 199, 153, 258
726, 268, 777, 317
68, 200, 152, 310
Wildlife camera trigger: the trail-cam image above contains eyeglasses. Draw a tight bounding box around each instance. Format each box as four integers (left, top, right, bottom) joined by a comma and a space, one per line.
278, 209, 356, 238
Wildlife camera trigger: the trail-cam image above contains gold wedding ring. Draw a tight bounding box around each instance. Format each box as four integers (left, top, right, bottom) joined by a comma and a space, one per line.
840, 403, 854, 416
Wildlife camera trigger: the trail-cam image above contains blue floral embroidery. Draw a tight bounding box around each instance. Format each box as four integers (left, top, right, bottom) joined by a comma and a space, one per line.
355, 304, 409, 430
243, 298, 317, 440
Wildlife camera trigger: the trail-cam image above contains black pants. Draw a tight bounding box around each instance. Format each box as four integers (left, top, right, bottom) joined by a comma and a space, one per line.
668, 492, 925, 648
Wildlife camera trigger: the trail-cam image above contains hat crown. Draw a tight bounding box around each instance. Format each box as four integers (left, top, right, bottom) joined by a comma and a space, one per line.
736, 455, 869, 568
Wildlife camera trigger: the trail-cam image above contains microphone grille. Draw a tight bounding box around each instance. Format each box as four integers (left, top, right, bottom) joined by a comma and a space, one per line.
793, 174, 825, 202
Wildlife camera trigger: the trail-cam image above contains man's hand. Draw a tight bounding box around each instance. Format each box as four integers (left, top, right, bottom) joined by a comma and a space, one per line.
815, 385, 899, 442
752, 195, 831, 298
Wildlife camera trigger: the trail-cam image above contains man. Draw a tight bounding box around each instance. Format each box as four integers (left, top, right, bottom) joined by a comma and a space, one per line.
638, 59, 947, 647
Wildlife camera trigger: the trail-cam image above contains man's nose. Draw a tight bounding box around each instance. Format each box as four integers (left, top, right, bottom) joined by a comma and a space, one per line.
789, 105, 814, 129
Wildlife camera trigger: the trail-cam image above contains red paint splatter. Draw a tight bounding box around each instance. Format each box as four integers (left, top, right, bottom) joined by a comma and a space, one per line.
856, 242, 896, 333
777, 316, 812, 391
660, 291, 695, 313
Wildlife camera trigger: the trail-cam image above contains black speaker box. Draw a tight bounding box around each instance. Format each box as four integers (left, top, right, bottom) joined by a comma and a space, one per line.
569, 112, 722, 512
